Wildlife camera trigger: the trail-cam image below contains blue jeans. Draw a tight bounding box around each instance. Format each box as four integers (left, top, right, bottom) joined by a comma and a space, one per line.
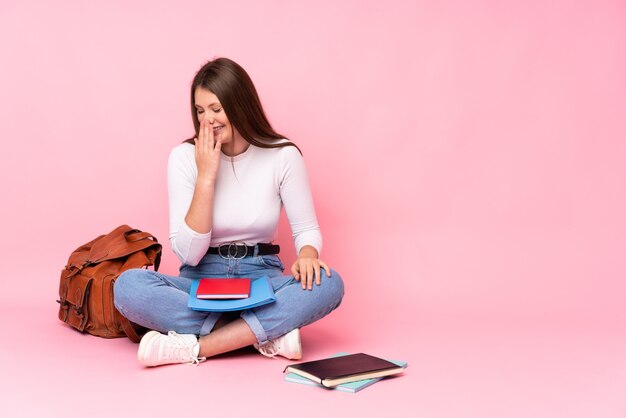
113, 253, 344, 345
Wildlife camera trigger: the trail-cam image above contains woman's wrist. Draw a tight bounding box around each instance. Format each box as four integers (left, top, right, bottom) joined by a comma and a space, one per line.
298, 245, 319, 259
195, 175, 216, 188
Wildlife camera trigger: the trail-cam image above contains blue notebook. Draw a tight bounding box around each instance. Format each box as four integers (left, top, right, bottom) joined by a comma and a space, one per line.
188, 276, 276, 312
283, 352, 408, 393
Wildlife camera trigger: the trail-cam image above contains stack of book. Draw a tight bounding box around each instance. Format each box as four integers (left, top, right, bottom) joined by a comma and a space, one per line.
283, 352, 408, 393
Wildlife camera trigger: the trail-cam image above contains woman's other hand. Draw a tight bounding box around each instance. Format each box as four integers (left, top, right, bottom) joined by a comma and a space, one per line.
291, 245, 331, 291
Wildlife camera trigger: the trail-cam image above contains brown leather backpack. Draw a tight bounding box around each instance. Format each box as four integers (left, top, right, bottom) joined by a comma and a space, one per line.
57, 225, 162, 343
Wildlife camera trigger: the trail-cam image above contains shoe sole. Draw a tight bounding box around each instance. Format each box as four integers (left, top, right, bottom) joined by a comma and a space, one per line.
137, 330, 161, 366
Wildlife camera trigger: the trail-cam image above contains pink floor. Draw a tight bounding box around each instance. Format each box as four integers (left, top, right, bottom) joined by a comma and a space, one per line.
2, 302, 624, 418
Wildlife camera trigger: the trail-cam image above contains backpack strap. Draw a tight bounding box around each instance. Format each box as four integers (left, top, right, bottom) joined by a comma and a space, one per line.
124, 229, 154, 242
120, 316, 144, 343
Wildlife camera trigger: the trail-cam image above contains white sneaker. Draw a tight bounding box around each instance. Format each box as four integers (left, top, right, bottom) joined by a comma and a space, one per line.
137, 330, 206, 367
254, 328, 302, 360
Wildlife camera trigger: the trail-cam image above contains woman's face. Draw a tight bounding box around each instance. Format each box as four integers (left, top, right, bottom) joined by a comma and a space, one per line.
194, 87, 236, 144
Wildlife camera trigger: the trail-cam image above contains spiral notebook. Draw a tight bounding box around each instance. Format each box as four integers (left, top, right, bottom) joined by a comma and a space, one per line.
187, 276, 276, 312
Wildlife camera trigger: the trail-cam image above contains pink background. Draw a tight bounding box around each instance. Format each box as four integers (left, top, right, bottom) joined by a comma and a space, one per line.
1, 0, 625, 416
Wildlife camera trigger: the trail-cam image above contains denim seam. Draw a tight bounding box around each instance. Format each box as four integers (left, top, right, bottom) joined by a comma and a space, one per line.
256, 255, 284, 271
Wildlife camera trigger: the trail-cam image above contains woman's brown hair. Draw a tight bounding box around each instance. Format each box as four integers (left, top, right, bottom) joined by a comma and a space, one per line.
184, 58, 300, 154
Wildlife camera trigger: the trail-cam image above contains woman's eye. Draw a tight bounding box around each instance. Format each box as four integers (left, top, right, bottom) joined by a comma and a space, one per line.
196, 109, 204, 114
212, 108, 222, 113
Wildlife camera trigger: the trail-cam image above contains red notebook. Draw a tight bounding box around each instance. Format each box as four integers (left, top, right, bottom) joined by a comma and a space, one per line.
196, 278, 251, 299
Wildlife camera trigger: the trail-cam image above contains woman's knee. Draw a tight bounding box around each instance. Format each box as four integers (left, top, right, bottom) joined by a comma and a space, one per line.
114, 268, 149, 306
324, 269, 345, 302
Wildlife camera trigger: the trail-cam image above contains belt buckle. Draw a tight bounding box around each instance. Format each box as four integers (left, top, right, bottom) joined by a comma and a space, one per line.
218, 242, 248, 259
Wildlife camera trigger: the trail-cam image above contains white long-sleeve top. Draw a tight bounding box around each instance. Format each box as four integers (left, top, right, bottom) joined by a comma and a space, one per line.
167, 142, 322, 266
